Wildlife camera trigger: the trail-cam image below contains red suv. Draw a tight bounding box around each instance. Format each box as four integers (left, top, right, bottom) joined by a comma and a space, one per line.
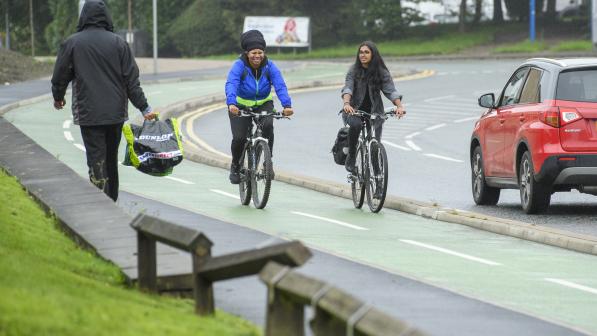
470, 58, 597, 213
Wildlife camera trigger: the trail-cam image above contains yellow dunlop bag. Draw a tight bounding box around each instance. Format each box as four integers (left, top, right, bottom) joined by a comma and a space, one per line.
122, 118, 183, 176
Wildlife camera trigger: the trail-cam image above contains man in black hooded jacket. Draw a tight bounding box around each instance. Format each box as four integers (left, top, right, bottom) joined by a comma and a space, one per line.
51, 0, 156, 201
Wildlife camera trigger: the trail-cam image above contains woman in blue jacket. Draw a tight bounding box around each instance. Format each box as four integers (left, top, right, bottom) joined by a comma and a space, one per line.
225, 30, 294, 184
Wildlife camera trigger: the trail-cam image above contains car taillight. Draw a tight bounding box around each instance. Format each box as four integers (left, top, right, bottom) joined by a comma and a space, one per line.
559, 107, 583, 126
540, 108, 560, 128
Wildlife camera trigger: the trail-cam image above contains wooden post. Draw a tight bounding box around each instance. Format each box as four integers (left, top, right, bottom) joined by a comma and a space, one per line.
265, 289, 304, 336
192, 246, 213, 315
137, 233, 157, 292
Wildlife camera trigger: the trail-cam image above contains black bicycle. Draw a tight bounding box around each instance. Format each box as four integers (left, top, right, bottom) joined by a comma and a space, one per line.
237, 107, 288, 209
349, 107, 402, 213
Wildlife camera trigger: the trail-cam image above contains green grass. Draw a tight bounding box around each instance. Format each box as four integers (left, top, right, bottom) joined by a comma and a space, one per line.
0, 170, 260, 336
493, 40, 548, 53
550, 39, 592, 52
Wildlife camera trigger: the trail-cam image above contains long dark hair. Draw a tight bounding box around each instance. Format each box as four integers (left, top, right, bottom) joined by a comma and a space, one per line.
353, 41, 388, 90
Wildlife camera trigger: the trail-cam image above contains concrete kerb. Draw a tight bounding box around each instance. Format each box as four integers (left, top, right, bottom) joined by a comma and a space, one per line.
158, 75, 597, 258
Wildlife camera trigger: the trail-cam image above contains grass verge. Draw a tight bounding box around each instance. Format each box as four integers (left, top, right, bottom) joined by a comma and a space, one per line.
0, 169, 260, 336
550, 40, 592, 52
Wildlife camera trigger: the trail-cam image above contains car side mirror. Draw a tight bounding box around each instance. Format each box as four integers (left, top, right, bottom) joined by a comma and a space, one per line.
478, 93, 495, 109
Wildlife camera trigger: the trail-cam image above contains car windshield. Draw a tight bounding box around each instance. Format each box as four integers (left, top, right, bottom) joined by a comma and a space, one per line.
556, 69, 597, 103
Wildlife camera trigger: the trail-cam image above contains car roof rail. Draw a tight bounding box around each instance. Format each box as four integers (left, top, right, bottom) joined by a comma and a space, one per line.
526, 58, 566, 67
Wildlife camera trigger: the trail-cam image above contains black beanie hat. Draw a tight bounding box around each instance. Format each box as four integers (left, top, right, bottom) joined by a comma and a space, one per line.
241, 30, 266, 52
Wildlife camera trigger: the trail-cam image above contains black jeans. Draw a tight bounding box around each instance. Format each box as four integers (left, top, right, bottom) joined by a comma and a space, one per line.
342, 113, 384, 158
79, 123, 123, 201
229, 100, 274, 166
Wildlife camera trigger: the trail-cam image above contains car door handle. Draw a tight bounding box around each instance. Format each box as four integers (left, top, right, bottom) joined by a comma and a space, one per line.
499, 119, 505, 124
519, 117, 525, 122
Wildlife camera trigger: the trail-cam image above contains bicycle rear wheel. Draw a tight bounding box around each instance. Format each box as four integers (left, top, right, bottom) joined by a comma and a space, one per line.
366, 140, 388, 213
238, 146, 252, 205
351, 144, 366, 209
251, 141, 272, 209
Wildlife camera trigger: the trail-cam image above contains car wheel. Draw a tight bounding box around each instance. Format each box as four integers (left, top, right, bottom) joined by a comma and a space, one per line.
519, 151, 551, 214
471, 146, 500, 205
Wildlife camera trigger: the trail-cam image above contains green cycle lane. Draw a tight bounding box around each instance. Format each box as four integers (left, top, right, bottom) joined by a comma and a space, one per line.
5, 78, 597, 335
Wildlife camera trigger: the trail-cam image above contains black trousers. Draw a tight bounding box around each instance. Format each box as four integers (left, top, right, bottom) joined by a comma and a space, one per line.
342, 113, 384, 157
230, 100, 274, 165
79, 123, 123, 201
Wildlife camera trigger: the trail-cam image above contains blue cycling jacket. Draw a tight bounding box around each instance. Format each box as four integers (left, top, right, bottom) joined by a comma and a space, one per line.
225, 57, 292, 108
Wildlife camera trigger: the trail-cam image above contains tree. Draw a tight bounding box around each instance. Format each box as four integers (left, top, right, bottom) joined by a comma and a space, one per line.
493, 0, 504, 23
459, 0, 467, 32
546, 0, 557, 21
504, 0, 544, 21
474, 0, 483, 24
44, 0, 78, 54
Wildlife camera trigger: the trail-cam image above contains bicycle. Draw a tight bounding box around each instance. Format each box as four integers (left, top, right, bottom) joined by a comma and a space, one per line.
236, 107, 288, 209
348, 107, 403, 213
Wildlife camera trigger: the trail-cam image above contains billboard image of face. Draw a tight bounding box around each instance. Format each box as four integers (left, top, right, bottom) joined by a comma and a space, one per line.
243, 16, 310, 48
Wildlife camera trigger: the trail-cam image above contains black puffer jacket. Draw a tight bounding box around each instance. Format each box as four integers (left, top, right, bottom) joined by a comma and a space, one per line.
51, 0, 149, 126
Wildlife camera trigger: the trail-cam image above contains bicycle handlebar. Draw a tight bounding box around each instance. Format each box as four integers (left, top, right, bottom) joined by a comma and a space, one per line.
236, 107, 289, 119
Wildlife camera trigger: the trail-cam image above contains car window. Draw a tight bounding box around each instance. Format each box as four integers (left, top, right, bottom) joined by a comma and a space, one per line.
556, 69, 597, 103
499, 68, 529, 107
519, 68, 542, 104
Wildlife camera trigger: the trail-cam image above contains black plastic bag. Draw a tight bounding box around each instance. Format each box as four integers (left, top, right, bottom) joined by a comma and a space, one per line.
122, 118, 183, 176
331, 126, 349, 165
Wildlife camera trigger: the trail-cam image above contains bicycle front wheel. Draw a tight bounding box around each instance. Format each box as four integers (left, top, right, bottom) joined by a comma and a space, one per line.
366, 141, 388, 213
251, 141, 272, 209
238, 145, 252, 206
351, 144, 366, 209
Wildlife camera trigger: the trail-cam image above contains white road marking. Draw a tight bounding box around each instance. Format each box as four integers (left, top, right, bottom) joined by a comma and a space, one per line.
165, 176, 194, 185
425, 123, 446, 131
424, 95, 456, 103
382, 140, 411, 151
405, 132, 421, 139
63, 131, 74, 141
147, 91, 163, 96
62, 120, 71, 129
454, 117, 479, 123
400, 239, 501, 266
424, 153, 464, 163
180, 87, 198, 91
291, 211, 369, 231
405, 140, 421, 151
74, 143, 86, 152
544, 278, 597, 295
210, 189, 238, 199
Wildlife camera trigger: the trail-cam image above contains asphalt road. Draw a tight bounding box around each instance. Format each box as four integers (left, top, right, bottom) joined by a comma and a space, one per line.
193, 60, 597, 236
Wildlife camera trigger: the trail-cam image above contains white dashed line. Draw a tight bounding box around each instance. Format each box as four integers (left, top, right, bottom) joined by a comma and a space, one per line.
63, 131, 74, 141
454, 117, 479, 123
424, 95, 456, 103
545, 278, 597, 295
405, 132, 421, 139
382, 140, 411, 151
400, 239, 501, 266
74, 144, 86, 152
424, 153, 463, 163
291, 211, 369, 231
405, 140, 421, 151
165, 176, 194, 185
425, 123, 446, 131
62, 120, 71, 129
210, 189, 238, 199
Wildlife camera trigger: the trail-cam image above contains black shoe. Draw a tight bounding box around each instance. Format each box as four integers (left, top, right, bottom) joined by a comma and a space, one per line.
229, 163, 240, 184
345, 154, 356, 174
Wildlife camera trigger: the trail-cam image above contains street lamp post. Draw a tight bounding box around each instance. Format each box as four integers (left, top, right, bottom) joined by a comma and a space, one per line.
530, 0, 536, 42
29, 0, 34, 56
592, 0, 597, 50
152, 0, 157, 75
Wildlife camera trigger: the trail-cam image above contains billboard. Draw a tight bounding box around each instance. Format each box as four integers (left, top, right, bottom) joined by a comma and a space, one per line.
243, 16, 310, 48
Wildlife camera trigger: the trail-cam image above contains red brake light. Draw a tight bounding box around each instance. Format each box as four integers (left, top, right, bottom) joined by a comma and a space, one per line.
540, 107, 560, 128
559, 107, 582, 126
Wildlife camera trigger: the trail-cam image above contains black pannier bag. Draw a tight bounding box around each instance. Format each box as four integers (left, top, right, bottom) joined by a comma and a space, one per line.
122, 118, 184, 176
331, 126, 349, 165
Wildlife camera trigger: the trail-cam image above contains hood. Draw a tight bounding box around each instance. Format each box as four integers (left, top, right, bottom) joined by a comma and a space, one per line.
77, 0, 114, 32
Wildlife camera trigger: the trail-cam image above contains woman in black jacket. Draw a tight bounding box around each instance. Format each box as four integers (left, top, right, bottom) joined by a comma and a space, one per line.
341, 41, 405, 173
